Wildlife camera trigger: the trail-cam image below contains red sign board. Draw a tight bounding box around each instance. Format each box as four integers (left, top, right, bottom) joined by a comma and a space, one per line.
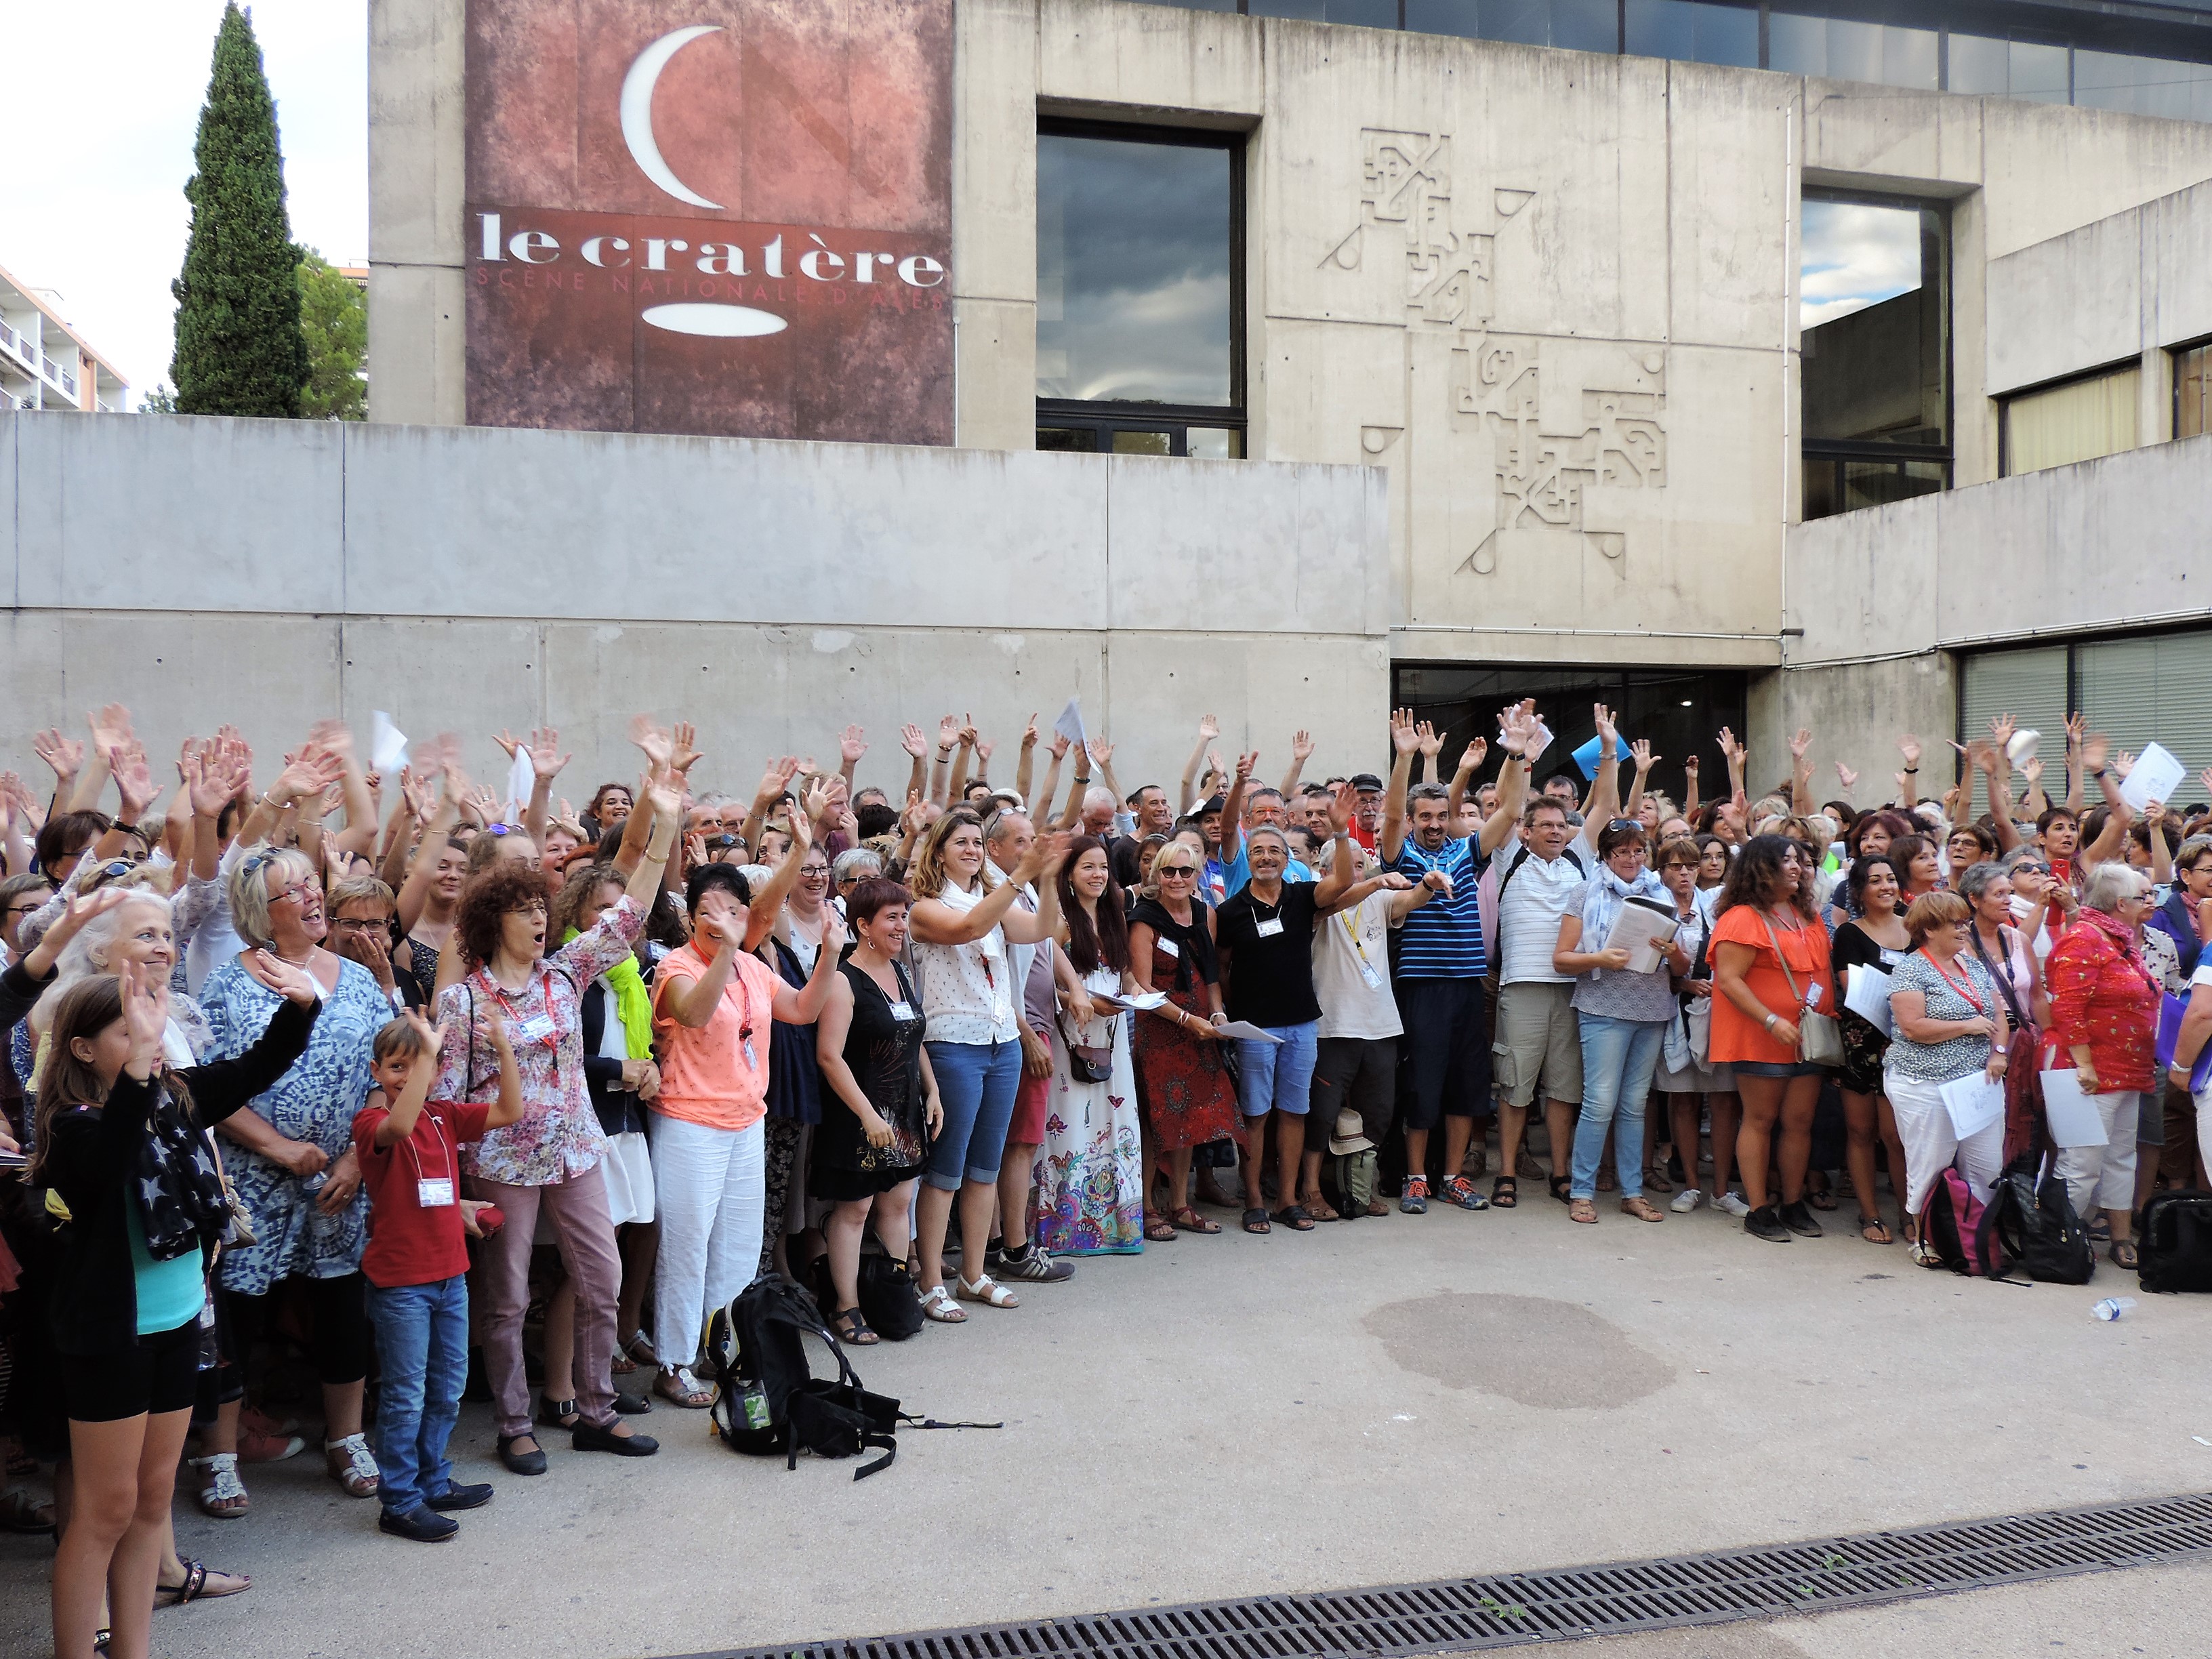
464, 0, 953, 444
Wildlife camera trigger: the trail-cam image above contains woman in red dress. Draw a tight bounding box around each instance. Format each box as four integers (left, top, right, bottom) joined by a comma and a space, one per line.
1127, 845, 1241, 1235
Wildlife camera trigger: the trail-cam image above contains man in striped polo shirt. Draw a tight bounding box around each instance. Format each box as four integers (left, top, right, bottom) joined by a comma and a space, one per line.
1380, 703, 1535, 1212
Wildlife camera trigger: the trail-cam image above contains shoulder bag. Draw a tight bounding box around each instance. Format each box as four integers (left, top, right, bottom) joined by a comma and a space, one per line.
1756, 912, 1844, 1067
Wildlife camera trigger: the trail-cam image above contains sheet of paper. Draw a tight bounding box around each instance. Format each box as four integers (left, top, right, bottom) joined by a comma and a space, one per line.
2119, 741, 2186, 811
1571, 734, 1603, 781
504, 745, 535, 825
371, 710, 409, 774
1603, 898, 1679, 975
2039, 1068, 2108, 1149
1843, 963, 1895, 1037
1052, 696, 1087, 751
1214, 1020, 1284, 1044
1092, 991, 1168, 1012
1940, 1073, 2006, 1140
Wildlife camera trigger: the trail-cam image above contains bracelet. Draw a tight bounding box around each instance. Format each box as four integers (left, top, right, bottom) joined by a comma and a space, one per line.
2091, 767, 2108, 779
1903, 767, 1919, 775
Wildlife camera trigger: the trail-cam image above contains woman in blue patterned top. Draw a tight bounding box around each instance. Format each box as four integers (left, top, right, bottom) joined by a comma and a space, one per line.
198, 848, 391, 1507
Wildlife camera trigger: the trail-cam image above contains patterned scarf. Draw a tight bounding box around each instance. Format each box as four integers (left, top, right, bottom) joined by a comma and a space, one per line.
1578, 861, 1670, 965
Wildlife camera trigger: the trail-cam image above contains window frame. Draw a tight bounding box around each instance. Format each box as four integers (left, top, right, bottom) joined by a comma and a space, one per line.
1995, 354, 2143, 478
2174, 334, 2212, 441
1036, 116, 1248, 457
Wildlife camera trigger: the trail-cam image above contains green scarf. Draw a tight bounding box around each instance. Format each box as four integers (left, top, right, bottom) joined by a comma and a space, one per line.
565, 927, 653, 1060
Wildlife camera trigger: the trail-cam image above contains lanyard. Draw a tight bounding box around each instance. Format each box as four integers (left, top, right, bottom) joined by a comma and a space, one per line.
1338, 905, 1374, 962
477, 968, 558, 1046
1920, 949, 1986, 1015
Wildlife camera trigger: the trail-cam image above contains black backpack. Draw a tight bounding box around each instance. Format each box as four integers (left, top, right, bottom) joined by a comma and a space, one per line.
855, 1254, 926, 1342
1982, 1153, 2096, 1286
705, 1277, 901, 1478
2137, 1191, 2212, 1294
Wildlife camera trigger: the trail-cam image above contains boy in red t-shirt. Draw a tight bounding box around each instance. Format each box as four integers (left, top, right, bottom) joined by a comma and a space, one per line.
352, 1010, 520, 1542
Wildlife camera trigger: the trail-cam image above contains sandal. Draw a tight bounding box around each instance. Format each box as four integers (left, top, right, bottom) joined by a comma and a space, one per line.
1491, 1175, 1519, 1209
1170, 1207, 1221, 1235
832, 1307, 880, 1346
0, 1486, 56, 1535
325, 1434, 380, 1499
654, 1366, 715, 1408
1643, 1166, 1675, 1194
1860, 1214, 1893, 1245
1303, 1195, 1340, 1222
1620, 1195, 1664, 1223
1364, 1197, 1390, 1217
190, 1453, 248, 1519
623, 1329, 657, 1366
918, 1284, 967, 1323
157, 1558, 249, 1607
1595, 1166, 1618, 1193
1242, 1207, 1271, 1235
1807, 1185, 1840, 1212
956, 1273, 1020, 1309
1568, 1197, 1598, 1224
1143, 1212, 1178, 1243
2112, 1239, 2140, 1269
1549, 1174, 1572, 1204
1273, 1205, 1316, 1231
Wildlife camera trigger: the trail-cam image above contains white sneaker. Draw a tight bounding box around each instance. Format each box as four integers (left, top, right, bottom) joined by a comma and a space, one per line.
1715, 1191, 1752, 1218
1671, 1187, 1704, 1214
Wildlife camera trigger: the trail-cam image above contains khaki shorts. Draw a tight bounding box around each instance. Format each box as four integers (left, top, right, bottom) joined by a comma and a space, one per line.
1492, 980, 1583, 1109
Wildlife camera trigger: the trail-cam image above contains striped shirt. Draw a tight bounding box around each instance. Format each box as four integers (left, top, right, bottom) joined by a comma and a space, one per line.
1388, 836, 1488, 979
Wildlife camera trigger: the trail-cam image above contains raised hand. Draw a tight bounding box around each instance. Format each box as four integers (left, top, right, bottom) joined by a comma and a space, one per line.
2024, 757, 2047, 787
839, 724, 868, 764
464, 785, 501, 826
1898, 733, 1922, 769
2080, 731, 2111, 775
900, 723, 928, 760
528, 726, 572, 780
243, 947, 324, 1006
1415, 721, 1442, 759
1631, 737, 1659, 771
900, 787, 928, 836
1717, 726, 1745, 766
89, 703, 136, 765
1835, 761, 1858, 791
1197, 714, 1220, 744
493, 729, 522, 760
1683, 755, 1700, 778
118, 958, 169, 1080
1326, 780, 1357, 836
115, 743, 160, 821
273, 746, 344, 804
1233, 750, 1259, 781
628, 714, 672, 770
669, 722, 702, 777
1458, 737, 1488, 775
39, 889, 132, 958
2115, 750, 2137, 781
937, 714, 962, 750
975, 737, 996, 764
1788, 729, 1812, 762
1020, 714, 1040, 751
1593, 703, 1619, 750
1390, 708, 1419, 755
1086, 739, 1114, 769
801, 776, 834, 826
756, 756, 801, 805
2065, 712, 2085, 752
306, 718, 356, 762
33, 728, 84, 783
1047, 732, 1071, 762
1990, 713, 2018, 750
1290, 729, 1315, 763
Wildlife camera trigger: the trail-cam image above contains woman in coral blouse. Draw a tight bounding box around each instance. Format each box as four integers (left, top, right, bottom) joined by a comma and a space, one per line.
2047, 861, 2161, 1269
1709, 835, 1836, 1246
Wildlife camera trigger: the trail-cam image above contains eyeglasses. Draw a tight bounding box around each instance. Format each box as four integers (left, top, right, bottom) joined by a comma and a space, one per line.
269, 879, 319, 906
3, 901, 43, 920
327, 914, 387, 932
1156, 865, 1197, 878
1661, 861, 1698, 872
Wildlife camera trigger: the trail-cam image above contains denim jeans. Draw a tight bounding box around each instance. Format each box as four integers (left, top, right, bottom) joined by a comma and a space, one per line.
367, 1273, 469, 1514
923, 1039, 1022, 1191
1235, 1021, 1320, 1118
1570, 1014, 1666, 1200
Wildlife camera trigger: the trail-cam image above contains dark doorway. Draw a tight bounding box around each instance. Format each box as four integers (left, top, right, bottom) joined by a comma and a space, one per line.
1392, 662, 1750, 813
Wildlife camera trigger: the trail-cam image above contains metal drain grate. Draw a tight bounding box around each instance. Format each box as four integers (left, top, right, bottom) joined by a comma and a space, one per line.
676, 1492, 2212, 1659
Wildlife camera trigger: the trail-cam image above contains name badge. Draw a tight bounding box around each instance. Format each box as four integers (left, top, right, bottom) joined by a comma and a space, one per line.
513, 1013, 556, 1046
741, 1035, 759, 1072
889, 1000, 916, 1022
417, 1179, 456, 1208
1358, 960, 1383, 989
992, 1002, 1010, 1026
1255, 918, 1285, 939
1158, 939, 1181, 958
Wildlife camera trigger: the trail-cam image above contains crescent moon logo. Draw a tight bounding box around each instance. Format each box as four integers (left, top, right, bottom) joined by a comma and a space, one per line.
620, 26, 724, 210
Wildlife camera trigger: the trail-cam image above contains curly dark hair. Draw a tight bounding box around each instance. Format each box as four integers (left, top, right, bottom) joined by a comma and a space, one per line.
1714, 833, 1816, 920
454, 863, 553, 968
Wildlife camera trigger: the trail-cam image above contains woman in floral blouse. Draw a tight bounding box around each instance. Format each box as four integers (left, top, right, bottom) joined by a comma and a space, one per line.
2047, 861, 2162, 1269
430, 781, 675, 1476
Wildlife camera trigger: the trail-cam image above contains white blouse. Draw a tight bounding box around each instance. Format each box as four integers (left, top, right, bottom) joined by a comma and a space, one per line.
910, 878, 1020, 1046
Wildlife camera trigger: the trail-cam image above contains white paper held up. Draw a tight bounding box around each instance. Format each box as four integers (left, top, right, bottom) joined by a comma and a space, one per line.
504, 746, 535, 825
2119, 741, 2186, 812
1053, 697, 1088, 750
1940, 1073, 2006, 1141
1843, 963, 1895, 1038
371, 711, 409, 774
1603, 897, 1679, 975
2039, 1068, 2109, 1149
1214, 1020, 1285, 1044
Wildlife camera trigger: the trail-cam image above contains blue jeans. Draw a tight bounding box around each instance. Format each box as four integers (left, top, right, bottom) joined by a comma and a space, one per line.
1236, 1021, 1320, 1118
368, 1274, 469, 1515
1570, 1015, 1666, 1201
923, 1039, 1021, 1191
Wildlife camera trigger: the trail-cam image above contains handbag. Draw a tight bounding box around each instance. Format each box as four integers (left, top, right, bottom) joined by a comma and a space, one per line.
209, 1134, 256, 1250
1056, 1008, 1116, 1084
1757, 912, 1843, 1067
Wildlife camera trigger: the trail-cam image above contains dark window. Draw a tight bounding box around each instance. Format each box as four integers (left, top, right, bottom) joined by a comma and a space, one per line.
1800, 190, 1950, 521
1037, 120, 1245, 457
1392, 663, 1748, 809
2177, 339, 2211, 439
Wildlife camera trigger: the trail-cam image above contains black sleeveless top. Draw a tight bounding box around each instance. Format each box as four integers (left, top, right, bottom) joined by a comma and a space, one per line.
815, 958, 930, 1174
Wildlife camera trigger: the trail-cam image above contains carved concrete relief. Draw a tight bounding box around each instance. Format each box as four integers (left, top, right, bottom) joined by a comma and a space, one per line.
1322, 128, 1667, 582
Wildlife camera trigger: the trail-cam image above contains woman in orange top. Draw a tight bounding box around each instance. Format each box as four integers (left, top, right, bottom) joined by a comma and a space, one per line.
1710, 834, 1836, 1244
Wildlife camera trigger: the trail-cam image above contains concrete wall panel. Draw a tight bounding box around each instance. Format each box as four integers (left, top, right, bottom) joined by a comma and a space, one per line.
1666, 64, 1793, 354
953, 295, 1038, 451
2149, 180, 2212, 352
1039, 0, 1264, 119
956, 0, 1042, 308
1987, 212, 2144, 395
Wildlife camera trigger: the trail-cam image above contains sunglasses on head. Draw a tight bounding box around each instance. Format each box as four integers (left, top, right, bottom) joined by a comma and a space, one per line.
486, 823, 516, 837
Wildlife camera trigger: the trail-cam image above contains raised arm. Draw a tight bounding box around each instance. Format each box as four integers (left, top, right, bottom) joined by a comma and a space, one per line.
946, 715, 977, 802
1179, 714, 1219, 816
1584, 703, 1624, 836
1478, 703, 1536, 856
1626, 737, 1658, 825
1896, 733, 1922, 809
519, 727, 571, 848
1313, 784, 1360, 911
614, 773, 679, 908
738, 755, 801, 855
1217, 751, 1257, 863
1279, 729, 1314, 799
2076, 733, 2130, 869
396, 764, 466, 933
928, 713, 959, 807
1444, 735, 1490, 840
2063, 712, 2085, 816
1014, 713, 1040, 804
1788, 729, 1815, 816
742, 781, 828, 949
1378, 708, 1419, 865
1683, 754, 1703, 819
899, 723, 929, 807
1089, 740, 1121, 808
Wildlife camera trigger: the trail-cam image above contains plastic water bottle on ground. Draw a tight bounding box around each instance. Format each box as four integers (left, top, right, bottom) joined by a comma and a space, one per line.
2092, 1296, 2137, 1322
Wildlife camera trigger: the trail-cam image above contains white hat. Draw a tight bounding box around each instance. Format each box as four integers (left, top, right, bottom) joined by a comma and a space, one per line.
1327, 1109, 1375, 1157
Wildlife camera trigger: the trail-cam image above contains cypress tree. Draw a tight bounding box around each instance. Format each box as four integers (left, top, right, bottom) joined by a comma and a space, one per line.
169, 2, 310, 417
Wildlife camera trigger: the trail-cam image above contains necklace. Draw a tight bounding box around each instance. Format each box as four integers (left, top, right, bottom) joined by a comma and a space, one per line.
274, 945, 319, 968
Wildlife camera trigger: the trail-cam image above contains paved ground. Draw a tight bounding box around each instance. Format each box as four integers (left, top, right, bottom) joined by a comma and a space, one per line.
5, 1181, 2211, 1659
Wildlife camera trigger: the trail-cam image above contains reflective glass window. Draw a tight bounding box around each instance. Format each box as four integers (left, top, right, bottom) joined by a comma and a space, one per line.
1624, 0, 1757, 68
2010, 41, 2070, 102
2074, 51, 2211, 121
1945, 33, 2011, 94
2179, 342, 2211, 441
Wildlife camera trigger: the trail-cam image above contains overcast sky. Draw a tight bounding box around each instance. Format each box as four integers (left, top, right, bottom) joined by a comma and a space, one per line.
2, 3, 366, 406
1801, 199, 1923, 332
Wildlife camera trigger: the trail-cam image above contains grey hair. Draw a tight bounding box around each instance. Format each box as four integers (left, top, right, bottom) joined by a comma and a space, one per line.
1082, 785, 1118, 815
1408, 783, 1450, 804
33, 890, 175, 1040
987, 809, 1034, 846
228, 847, 318, 950
832, 847, 884, 884
2081, 859, 2151, 914
1953, 861, 2009, 906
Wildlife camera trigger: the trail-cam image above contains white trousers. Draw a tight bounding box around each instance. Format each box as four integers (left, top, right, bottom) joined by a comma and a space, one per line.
1885, 1070, 2005, 1217
2055, 1088, 2141, 1221
651, 1114, 765, 1369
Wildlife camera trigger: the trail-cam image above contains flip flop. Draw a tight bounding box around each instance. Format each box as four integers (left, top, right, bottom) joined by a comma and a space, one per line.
1273, 1205, 1316, 1231
1242, 1207, 1271, 1235
1170, 1207, 1221, 1235
157, 1559, 249, 1606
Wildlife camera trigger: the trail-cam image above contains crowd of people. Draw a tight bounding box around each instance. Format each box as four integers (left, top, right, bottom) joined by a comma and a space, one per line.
2, 698, 2210, 1657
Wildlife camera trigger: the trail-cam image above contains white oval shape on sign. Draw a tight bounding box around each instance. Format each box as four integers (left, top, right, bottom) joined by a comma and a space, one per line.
640, 303, 789, 338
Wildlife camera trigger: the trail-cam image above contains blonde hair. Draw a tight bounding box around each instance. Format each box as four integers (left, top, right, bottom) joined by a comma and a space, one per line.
228, 846, 318, 949
908, 808, 985, 901
1904, 890, 1971, 949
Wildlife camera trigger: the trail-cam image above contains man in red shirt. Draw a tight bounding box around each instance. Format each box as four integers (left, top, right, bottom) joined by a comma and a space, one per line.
353, 1010, 521, 1542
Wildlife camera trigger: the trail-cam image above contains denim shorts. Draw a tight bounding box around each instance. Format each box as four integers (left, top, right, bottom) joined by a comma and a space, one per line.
1235, 1021, 1320, 1118
1732, 1059, 1828, 1079
922, 1038, 1021, 1191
